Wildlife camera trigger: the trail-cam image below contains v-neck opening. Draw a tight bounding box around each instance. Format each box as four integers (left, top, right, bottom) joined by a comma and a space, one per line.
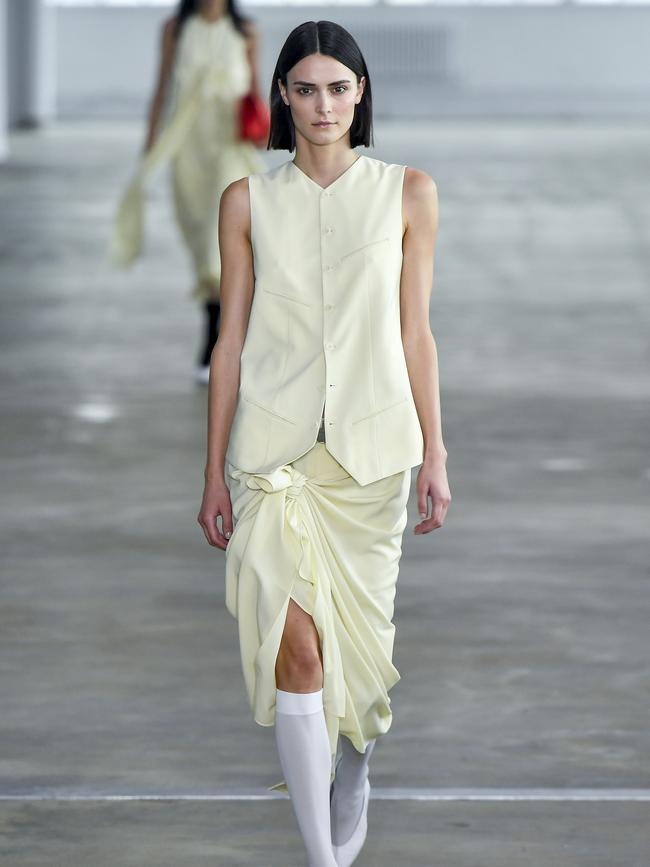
290, 154, 364, 192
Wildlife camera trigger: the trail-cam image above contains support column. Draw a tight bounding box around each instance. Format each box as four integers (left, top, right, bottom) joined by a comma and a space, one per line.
8, 0, 56, 127
0, 0, 8, 160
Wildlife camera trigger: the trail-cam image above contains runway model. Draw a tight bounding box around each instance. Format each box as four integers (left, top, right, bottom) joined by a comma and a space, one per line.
111, 0, 266, 383
198, 20, 450, 866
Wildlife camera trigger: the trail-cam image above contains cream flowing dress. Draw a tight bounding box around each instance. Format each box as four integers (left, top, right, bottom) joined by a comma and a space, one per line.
110, 13, 266, 301
224, 441, 412, 794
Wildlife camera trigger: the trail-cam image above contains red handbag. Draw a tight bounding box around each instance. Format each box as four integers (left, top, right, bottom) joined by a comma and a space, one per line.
238, 91, 270, 146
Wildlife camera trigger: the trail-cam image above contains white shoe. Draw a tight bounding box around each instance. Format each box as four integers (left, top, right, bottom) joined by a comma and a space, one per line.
329, 751, 343, 814
194, 364, 210, 385
331, 777, 371, 867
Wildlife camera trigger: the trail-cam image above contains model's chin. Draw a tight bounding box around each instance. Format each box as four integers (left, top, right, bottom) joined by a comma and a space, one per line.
298, 123, 346, 145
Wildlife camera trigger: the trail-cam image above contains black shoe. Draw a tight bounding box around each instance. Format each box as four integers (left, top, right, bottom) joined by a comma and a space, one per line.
198, 300, 221, 367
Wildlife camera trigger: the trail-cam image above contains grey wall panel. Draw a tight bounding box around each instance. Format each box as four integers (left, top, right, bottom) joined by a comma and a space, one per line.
55, 5, 650, 119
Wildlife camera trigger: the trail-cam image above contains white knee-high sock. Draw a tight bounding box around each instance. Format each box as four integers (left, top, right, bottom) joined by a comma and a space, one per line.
275, 688, 338, 867
330, 735, 376, 846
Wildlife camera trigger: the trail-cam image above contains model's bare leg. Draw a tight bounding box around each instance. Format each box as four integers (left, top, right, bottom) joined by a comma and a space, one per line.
274, 598, 337, 867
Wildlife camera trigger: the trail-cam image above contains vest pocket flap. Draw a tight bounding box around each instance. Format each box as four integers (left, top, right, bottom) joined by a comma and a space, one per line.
350, 396, 409, 426
240, 395, 298, 425
261, 283, 313, 306
339, 236, 391, 262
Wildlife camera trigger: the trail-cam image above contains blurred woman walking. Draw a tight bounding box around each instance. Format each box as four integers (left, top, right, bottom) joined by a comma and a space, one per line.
112, 0, 267, 383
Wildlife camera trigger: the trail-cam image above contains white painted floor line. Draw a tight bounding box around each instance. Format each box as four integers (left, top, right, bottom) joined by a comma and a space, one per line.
1, 789, 650, 802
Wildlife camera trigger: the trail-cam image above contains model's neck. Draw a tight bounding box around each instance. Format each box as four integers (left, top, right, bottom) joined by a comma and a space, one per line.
198, 0, 227, 22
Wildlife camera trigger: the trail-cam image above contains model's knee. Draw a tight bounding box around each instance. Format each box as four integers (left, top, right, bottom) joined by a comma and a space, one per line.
275, 598, 323, 690
275, 642, 322, 690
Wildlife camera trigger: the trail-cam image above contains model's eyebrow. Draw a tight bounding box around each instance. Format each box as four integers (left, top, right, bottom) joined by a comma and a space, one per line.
292, 80, 352, 87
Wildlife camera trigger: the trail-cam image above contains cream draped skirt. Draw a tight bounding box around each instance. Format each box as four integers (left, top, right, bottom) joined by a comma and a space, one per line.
223, 441, 411, 793
109, 63, 264, 303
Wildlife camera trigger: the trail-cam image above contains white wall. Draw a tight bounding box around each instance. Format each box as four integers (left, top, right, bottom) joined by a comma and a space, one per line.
55, 4, 650, 119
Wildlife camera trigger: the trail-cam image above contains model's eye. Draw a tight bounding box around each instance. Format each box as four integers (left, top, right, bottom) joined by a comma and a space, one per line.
295, 86, 348, 96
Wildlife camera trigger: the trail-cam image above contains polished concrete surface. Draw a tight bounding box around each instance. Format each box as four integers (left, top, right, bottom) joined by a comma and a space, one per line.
1, 120, 649, 865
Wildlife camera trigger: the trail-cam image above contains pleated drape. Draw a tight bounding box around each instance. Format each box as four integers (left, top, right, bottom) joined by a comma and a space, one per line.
223, 442, 411, 793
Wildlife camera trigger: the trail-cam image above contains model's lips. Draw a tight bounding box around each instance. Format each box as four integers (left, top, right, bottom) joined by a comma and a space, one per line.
313, 121, 334, 127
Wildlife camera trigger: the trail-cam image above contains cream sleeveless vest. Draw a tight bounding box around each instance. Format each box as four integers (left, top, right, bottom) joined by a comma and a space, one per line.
224, 153, 424, 487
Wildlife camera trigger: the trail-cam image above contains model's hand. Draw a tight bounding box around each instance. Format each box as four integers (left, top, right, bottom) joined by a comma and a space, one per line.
197, 479, 233, 550
414, 460, 451, 534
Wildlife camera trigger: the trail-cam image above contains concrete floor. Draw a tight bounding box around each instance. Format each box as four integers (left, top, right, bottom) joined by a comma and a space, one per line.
1, 120, 649, 865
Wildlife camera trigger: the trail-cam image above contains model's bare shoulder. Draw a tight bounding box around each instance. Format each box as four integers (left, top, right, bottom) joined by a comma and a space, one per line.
219, 177, 252, 232
402, 167, 438, 234
162, 15, 178, 41
222, 176, 251, 207
158, 16, 180, 64
403, 166, 437, 199
240, 18, 259, 40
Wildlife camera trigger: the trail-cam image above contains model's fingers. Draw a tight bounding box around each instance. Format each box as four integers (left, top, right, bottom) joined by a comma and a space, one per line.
197, 512, 212, 544
417, 485, 429, 518
198, 521, 211, 545
414, 498, 447, 533
203, 521, 222, 548
199, 509, 223, 548
211, 511, 228, 548
432, 499, 446, 527
222, 501, 233, 542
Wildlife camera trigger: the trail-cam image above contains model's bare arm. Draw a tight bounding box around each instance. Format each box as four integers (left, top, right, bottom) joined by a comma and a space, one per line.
143, 16, 177, 153
197, 178, 255, 549
400, 167, 451, 534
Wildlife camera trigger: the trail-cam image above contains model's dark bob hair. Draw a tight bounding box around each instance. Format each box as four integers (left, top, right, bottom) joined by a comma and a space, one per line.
172, 0, 252, 38
267, 20, 374, 152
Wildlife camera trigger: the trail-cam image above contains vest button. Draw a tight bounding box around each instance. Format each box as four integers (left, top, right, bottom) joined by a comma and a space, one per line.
324, 304, 333, 310
323, 226, 334, 235
325, 342, 334, 350
324, 264, 336, 272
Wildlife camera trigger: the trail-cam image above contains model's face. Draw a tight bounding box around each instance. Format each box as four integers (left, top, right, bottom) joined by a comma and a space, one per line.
278, 54, 365, 147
